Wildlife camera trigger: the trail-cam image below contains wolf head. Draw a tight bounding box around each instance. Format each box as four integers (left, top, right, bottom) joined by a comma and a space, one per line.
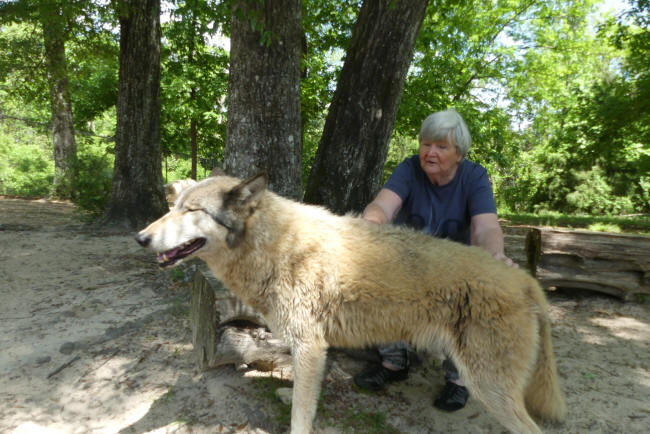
136, 172, 267, 268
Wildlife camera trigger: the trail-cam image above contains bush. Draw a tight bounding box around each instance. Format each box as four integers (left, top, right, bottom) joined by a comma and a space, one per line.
163, 154, 194, 183
565, 166, 635, 215
0, 121, 54, 197
71, 136, 114, 216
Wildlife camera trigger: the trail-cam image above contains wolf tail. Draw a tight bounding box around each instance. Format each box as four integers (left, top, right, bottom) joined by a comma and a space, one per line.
524, 283, 567, 422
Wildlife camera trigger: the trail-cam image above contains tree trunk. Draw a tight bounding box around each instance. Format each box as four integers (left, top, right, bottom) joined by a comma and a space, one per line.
42, 15, 77, 199
526, 228, 650, 300
224, 0, 302, 200
304, 0, 429, 213
102, 0, 167, 229
191, 99, 198, 180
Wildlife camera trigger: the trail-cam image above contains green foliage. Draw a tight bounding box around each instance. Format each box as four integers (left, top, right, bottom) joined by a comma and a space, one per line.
383, 133, 418, 183
0, 2, 118, 126
163, 154, 195, 183
0, 118, 53, 197
0, 22, 49, 109
587, 222, 622, 233
68, 32, 119, 128
70, 136, 113, 216
0, 100, 114, 215
1, 0, 648, 222
566, 166, 635, 214
65, 107, 115, 216
161, 0, 229, 175
499, 211, 650, 234
493, 0, 649, 215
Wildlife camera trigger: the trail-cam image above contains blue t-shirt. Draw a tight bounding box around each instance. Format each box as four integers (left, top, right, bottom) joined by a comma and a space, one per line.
384, 155, 497, 245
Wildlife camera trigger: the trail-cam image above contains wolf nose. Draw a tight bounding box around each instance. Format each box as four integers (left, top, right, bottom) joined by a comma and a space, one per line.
135, 233, 151, 247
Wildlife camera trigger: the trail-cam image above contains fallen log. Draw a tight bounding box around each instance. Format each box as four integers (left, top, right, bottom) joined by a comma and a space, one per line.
525, 228, 650, 300
190, 266, 292, 374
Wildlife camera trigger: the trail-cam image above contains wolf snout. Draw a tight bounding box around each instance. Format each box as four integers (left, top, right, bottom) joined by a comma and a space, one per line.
135, 233, 151, 248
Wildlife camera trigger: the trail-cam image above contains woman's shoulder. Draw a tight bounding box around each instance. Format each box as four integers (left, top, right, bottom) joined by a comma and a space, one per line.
457, 160, 492, 190
400, 154, 420, 168
459, 159, 489, 178
460, 158, 487, 170
392, 155, 421, 176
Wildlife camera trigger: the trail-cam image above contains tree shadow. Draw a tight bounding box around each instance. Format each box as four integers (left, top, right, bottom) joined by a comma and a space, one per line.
118, 367, 280, 434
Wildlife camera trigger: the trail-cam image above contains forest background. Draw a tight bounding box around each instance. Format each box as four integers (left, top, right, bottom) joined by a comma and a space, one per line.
0, 0, 648, 231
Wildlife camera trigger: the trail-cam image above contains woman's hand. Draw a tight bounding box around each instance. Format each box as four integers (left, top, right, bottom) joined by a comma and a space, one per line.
492, 251, 519, 268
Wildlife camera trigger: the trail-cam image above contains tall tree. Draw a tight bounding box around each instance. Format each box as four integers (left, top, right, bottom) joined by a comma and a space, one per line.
0, 0, 79, 198
41, 2, 77, 198
304, 0, 429, 213
101, 0, 167, 228
224, 0, 302, 200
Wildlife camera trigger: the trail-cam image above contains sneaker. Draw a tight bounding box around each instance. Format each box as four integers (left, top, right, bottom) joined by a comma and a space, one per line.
434, 381, 469, 411
353, 364, 408, 391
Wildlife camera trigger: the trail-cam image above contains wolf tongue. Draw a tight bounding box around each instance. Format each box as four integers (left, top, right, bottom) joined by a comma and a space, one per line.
159, 247, 181, 262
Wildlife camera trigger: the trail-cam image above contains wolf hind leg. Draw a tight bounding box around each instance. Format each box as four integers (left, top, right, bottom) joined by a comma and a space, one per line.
289, 343, 328, 434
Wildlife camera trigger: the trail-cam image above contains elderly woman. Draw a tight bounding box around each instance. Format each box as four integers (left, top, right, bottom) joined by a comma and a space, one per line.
354, 109, 516, 412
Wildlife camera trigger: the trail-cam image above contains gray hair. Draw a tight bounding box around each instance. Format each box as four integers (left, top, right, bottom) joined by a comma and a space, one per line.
418, 109, 472, 157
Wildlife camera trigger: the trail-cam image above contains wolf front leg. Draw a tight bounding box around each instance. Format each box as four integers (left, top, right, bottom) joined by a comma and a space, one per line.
289, 342, 328, 434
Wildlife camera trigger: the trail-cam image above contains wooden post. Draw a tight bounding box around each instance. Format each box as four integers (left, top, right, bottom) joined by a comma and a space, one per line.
190, 268, 218, 370
503, 225, 534, 271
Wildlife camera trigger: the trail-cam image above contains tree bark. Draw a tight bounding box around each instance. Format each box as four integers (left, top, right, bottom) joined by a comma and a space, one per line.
224, 0, 302, 200
102, 0, 168, 229
526, 228, 650, 300
190, 94, 198, 180
304, 0, 429, 213
41, 13, 77, 199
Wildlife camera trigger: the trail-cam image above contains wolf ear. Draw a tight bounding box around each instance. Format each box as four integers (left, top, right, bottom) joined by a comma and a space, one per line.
225, 172, 268, 209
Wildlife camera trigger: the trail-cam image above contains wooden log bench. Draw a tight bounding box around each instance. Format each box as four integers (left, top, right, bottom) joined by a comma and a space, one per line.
524, 227, 650, 301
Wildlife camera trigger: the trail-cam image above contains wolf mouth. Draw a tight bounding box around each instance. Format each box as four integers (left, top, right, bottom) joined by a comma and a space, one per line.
157, 238, 206, 267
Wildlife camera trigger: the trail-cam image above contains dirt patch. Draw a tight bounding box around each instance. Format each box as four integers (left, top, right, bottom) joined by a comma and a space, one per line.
0, 198, 648, 433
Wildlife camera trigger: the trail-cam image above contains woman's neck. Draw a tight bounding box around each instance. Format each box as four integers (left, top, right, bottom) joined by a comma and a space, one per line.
427, 163, 460, 186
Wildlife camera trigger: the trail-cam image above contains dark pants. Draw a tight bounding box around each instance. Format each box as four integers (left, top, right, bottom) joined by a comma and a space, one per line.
378, 342, 459, 381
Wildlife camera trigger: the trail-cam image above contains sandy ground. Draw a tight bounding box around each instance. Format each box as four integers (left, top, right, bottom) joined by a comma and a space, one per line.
0, 197, 648, 434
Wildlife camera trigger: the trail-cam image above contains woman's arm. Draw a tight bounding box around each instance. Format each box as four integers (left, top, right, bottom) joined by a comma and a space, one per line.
362, 189, 403, 225
470, 213, 517, 267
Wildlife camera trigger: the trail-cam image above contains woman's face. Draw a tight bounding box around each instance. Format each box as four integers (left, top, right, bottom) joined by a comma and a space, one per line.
418, 138, 463, 185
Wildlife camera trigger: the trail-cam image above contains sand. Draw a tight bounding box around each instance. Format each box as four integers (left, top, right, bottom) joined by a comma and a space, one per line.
0, 197, 648, 433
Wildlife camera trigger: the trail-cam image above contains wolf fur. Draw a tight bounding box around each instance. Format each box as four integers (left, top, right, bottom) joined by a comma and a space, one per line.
136, 173, 566, 434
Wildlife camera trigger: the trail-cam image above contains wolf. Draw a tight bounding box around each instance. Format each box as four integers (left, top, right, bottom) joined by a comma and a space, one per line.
136, 173, 566, 434
164, 178, 197, 205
